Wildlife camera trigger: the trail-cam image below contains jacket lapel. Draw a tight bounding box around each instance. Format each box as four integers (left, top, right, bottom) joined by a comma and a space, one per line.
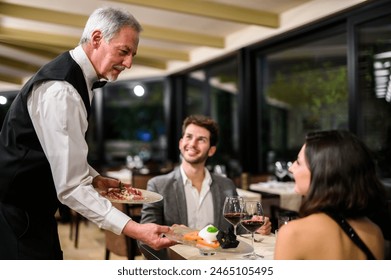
173, 168, 188, 225
210, 177, 222, 228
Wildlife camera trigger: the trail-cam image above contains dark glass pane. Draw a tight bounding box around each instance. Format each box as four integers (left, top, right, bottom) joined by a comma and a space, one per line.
209, 59, 240, 177
183, 58, 240, 178
356, 15, 391, 179
102, 80, 166, 166
186, 70, 205, 115
262, 33, 348, 162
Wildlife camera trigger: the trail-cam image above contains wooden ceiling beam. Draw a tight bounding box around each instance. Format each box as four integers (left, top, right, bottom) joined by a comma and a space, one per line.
0, 2, 224, 48
0, 28, 189, 63
0, 42, 64, 59
0, 73, 24, 85
0, 2, 86, 28
134, 57, 167, 69
109, 0, 280, 27
0, 41, 168, 73
139, 46, 189, 61
0, 55, 40, 73
0, 27, 78, 49
143, 25, 224, 48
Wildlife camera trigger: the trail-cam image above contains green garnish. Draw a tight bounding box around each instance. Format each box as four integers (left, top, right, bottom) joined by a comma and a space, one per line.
207, 226, 218, 233
118, 181, 124, 191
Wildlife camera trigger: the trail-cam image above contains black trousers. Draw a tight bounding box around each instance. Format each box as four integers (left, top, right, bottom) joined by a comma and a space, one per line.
0, 203, 63, 260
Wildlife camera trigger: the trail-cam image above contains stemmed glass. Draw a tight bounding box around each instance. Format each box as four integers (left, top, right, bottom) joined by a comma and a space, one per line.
240, 201, 265, 259
223, 196, 243, 236
275, 161, 288, 181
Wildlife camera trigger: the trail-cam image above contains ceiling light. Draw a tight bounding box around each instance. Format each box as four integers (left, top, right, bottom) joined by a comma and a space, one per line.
0, 95, 7, 105
133, 84, 145, 97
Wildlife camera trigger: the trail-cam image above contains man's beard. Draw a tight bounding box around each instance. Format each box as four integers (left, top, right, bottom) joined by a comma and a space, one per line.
181, 151, 209, 165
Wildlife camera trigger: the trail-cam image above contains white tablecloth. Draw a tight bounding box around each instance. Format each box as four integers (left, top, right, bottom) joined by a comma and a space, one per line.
236, 188, 262, 202
249, 182, 302, 212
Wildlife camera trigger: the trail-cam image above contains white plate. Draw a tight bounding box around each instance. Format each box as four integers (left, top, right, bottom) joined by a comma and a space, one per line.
100, 189, 163, 204
165, 225, 253, 254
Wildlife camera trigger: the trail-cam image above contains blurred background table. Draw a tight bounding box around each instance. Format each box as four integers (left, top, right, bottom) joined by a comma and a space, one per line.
249, 181, 301, 212
249, 181, 301, 231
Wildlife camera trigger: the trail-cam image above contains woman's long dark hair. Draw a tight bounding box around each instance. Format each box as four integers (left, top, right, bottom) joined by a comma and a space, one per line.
299, 130, 387, 222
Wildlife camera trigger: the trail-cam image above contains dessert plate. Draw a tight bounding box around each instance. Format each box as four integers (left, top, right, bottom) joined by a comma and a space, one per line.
165, 225, 252, 254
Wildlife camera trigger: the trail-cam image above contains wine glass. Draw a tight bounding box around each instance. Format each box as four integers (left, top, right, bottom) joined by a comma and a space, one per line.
275, 161, 288, 181
223, 196, 243, 235
240, 201, 265, 259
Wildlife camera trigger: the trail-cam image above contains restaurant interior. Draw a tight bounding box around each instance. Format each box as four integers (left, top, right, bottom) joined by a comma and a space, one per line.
0, 0, 390, 260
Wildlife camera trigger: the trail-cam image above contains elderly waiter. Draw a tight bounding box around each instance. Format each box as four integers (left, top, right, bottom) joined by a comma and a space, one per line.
0, 7, 173, 259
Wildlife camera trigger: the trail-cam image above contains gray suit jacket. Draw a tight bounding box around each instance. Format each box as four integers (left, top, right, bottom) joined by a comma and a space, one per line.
141, 167, 241, 233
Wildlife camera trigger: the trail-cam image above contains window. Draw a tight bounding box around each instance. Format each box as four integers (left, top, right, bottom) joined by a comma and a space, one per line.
209, 59, 240, 174
356, 14, 391, 179
186, 70, 206, 115
261, 33, 348, 162
100, 79, 166, 166
182, 58, 241, 177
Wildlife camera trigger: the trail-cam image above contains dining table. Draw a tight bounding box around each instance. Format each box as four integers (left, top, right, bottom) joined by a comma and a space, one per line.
249, 181, 302, 212
167, 233, 276, 260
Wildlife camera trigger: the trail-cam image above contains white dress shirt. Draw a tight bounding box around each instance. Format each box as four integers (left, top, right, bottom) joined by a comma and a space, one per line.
180, 166, 214, 229
27, 46, 130, 235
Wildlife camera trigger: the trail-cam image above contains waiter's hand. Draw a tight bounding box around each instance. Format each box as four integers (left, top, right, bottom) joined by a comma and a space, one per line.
92, 175, 130, 190
123, 220, 177, 250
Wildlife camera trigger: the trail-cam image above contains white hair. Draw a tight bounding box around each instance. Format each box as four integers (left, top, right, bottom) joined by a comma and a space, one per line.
79, 7, 142, 45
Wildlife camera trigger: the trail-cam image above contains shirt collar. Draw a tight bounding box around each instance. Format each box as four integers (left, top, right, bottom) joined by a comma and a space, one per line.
180, 165, 213, 187
69, 46, 106, 94
179, 165, 189, 186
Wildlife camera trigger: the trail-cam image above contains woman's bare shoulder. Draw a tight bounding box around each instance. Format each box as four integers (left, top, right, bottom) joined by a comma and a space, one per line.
274, 214, 329, 259
289, 213, 335, 231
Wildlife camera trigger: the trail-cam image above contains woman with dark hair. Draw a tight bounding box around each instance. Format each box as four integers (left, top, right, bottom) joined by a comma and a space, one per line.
274, 130, 388, 259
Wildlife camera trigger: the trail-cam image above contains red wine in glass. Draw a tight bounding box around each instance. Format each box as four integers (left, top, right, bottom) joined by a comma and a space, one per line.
223, 196, 243, 235
240, 201, 265, 259
223, 212, 241, 226
241, 220, 264, 232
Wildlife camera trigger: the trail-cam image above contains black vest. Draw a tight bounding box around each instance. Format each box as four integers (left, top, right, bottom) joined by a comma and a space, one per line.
0, 52, 90, 215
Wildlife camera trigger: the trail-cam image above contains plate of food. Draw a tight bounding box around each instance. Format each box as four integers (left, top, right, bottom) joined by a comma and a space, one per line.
99, 184, 163, 204
165, 224, 253, 254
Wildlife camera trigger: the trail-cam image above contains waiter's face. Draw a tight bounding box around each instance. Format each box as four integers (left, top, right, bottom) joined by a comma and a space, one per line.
93, 26, 139, 81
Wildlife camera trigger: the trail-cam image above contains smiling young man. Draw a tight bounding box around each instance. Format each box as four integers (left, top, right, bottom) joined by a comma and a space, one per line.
142, 115, 240, 231
0, 7, 174, 259
140, 115, 271, 258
